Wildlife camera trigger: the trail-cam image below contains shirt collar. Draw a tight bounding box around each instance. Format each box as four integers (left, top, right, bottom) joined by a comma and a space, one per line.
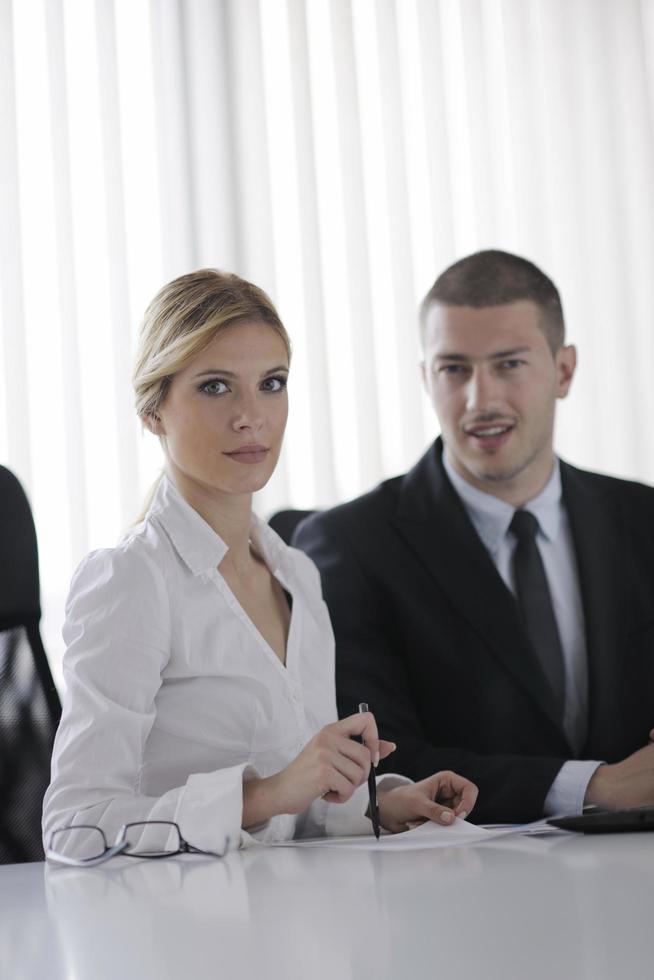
148, 475, 292, 578
442, 452, 563, 556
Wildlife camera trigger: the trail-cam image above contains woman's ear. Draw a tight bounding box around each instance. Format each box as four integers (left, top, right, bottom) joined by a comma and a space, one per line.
143, 412, 164, 436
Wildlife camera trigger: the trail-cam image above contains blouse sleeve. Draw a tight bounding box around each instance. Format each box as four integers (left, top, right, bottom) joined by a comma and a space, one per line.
287, 546, 414, 840
42, 545, 252, 856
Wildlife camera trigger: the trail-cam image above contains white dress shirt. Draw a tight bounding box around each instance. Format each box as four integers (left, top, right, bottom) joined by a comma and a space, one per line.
443, 454, 601, 815
43, 476, 404, 854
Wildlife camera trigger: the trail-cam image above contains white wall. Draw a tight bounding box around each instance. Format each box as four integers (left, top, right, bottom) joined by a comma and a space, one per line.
1, 0, 653, 682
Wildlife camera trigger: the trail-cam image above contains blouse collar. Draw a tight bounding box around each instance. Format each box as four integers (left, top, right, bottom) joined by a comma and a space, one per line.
148, 475, 291, 578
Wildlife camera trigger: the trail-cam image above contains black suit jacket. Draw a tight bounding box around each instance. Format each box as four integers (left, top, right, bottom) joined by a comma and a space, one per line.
294, 440, 654, 822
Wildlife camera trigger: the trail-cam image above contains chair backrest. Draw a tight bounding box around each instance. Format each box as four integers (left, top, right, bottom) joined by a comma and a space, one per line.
0, 466, 61, 863
268, 509, 316, 545
0, 466, 41, 627
0, 626, 59, 863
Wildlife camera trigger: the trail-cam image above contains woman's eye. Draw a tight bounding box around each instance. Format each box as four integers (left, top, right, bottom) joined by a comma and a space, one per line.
199, 379, 229, 396
261, 376, 288, 393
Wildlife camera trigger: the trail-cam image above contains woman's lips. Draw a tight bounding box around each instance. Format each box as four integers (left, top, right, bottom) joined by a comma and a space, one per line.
224, 446, 270, 464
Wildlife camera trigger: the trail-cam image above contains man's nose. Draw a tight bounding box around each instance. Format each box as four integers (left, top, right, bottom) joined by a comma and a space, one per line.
465, 367, 498, 412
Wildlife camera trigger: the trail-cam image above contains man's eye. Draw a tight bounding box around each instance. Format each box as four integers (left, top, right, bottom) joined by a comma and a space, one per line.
439, 364, 468, 375
499, 360, 524, 370
199, 379, 229, 396
261, 376, 288, 393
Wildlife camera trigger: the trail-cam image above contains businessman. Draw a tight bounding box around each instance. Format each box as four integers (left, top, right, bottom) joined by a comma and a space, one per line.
295, 250, 654, 823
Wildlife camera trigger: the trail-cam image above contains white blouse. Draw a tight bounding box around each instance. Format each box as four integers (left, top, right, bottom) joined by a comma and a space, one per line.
43, 477, 400, 853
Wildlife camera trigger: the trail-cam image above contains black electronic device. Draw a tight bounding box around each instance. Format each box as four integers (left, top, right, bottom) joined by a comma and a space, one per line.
547, 805, 654, 834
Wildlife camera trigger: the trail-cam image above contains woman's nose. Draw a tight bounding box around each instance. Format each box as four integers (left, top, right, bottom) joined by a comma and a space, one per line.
230, 392, 263, 431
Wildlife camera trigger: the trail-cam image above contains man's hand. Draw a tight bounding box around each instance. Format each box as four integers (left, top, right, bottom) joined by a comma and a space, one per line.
377, 771, 478, 834
585, 740, 654, 809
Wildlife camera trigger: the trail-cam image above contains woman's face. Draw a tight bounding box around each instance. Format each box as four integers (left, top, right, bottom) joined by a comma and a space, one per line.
155, 320, 289, 499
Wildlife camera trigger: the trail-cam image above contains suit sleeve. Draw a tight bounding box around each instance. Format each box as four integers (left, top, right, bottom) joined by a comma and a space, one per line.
294, 512, 567, 824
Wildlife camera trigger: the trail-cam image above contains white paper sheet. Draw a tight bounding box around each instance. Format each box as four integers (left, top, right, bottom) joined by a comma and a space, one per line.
272, 817, 566, 850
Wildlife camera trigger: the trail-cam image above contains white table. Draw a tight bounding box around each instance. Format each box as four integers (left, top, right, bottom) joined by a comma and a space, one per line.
1, 831, 653, 980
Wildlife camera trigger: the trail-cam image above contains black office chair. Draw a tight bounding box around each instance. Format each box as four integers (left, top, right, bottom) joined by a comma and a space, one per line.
268, 509, 316, 546
0, 465, 61, 863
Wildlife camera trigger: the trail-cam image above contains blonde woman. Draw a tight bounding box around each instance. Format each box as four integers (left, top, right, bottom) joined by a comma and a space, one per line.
43, 270, 477, 857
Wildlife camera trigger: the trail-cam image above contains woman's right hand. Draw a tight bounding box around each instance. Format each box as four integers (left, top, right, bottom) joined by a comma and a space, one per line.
242, 712, 396, 828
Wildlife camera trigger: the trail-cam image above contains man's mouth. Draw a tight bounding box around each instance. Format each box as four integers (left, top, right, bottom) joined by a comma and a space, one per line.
463, 423, 515, 448
468, 425, 512, 437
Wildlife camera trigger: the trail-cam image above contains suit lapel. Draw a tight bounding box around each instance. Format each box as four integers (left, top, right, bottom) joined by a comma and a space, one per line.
391, 442, 568, 737
560, 464, 625, 755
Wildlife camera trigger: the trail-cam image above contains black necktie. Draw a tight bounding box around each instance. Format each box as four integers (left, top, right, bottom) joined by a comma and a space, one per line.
510, 509, 566, 720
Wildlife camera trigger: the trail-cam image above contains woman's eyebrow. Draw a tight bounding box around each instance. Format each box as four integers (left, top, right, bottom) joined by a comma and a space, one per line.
192, 365, 289, 379
192, 369, 237, 379
261, 365, 289, 376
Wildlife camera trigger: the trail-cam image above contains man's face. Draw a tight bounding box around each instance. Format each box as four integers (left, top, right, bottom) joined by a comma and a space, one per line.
421, 300, 576, 504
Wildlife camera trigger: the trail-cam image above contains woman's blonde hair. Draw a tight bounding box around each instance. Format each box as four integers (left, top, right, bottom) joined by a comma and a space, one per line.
133, 268, 291, 422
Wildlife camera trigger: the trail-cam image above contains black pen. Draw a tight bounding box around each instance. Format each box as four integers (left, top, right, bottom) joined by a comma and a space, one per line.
357, 702, 381, 840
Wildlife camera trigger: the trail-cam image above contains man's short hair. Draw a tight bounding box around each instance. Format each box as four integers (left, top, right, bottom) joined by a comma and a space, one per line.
420, 249, 565, 353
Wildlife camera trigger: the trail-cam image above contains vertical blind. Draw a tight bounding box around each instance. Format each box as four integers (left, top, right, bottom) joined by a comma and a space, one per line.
2, 0, 654, 680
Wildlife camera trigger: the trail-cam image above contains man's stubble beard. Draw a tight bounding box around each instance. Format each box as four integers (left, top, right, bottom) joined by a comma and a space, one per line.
470, 431, 553, 487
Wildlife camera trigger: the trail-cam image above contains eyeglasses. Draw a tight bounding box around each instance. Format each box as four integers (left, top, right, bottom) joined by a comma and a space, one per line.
46, 821, 230, 867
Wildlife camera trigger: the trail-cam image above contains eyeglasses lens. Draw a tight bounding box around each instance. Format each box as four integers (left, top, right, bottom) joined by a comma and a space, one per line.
122, 821, 182, 857
50, 826, 107, 862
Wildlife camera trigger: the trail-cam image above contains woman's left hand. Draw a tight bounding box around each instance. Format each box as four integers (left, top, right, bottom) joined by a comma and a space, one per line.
377, 771, 478, 834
